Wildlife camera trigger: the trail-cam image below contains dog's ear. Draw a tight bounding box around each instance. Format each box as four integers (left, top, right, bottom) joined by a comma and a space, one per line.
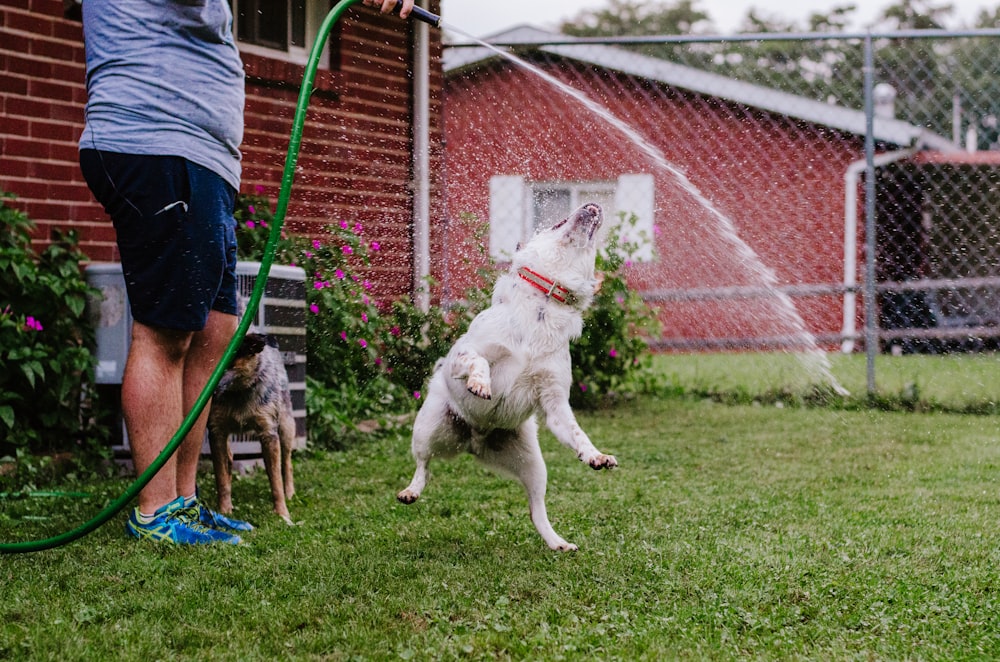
236, 333, 269, 359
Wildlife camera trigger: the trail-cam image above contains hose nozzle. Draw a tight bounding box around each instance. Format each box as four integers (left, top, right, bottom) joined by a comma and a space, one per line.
393, 0, 441, 27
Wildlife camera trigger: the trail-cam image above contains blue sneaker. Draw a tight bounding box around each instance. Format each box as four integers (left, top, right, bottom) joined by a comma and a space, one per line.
185, 499, 254, 533
126, 496, 241, 545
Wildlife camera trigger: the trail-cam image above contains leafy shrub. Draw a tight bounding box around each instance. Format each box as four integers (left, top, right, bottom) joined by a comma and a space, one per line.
0, 192, 109, 488
236, 197, 415, 447
570, 213, 662, 408
233, 187, 298, 263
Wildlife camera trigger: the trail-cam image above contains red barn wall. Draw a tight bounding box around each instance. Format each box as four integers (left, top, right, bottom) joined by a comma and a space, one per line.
1, 0, 442, 300
441, 58, 866, 347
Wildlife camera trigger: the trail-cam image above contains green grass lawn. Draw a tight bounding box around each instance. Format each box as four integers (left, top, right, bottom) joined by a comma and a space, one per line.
651, 350, 1000, 409
4, 387, 1000, 659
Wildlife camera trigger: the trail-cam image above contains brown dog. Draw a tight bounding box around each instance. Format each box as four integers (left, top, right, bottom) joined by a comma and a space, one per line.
208, 333, 296, 525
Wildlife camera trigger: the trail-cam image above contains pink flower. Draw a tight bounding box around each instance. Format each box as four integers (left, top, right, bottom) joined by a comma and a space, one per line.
578, 382, 588, 392
370, 241, 380, 251
248, 205, 256, 215
390, 326, 401, 337
361, 313, 368, 323
339, 220, 349, 229
363, 280, 372, 290
314, 281, 325, 290
362, 294, 370, 305
25, 316, 43, 332
354, 223, 363, 234
374, 357, 382, 367
313, 239, 322, 250
335, 269, 345, 280
342, 245, 353, 255
608, 348, 618, 358
247, 221, 256, 229
413, 391, 421, 400
254, 184, 265, 194
309, 303, 319, 314
304, 250, 313, 259
358, 338, 368, 348
340, 331, 348, 341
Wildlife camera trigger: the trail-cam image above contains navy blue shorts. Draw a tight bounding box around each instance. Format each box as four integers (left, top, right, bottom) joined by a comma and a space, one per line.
80, 150, 238, 332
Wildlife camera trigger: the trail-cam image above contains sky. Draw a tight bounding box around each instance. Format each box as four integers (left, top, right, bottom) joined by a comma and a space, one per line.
440, 0, 997, 39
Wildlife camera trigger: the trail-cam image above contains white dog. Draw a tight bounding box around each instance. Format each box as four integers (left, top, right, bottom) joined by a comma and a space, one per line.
397, 203, 617, 551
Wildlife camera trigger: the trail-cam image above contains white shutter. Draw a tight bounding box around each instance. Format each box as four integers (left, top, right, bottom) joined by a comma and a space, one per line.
613, 173, 655, 262
489, 175, 527, 261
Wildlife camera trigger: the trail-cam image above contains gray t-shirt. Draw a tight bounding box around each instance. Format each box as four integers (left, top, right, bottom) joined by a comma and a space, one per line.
79, 0, 245, 190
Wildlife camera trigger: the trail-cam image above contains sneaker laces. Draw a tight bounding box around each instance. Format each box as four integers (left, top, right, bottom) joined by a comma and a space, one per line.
173, 503, 215, 534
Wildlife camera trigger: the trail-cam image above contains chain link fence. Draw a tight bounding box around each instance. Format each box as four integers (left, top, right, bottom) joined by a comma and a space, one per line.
441, 28, 1000, 394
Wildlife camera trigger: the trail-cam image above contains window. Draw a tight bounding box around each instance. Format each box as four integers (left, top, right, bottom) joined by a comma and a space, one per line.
531, 183, 615, 232
233, 0, 329, 65
488, 174, 656, 262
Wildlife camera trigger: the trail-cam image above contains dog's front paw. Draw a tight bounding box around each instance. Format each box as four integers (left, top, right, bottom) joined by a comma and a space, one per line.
549, 540, 579, 552
397, 489, 420, 504
587, 453, 617, 470
466, 375, 492, 400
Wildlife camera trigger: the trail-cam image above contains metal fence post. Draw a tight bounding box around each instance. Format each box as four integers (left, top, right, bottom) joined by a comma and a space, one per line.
863, 32, 878, 395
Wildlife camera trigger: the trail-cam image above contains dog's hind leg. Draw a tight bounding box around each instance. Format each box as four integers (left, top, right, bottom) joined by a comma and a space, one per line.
278, 402, 296, 502
479, 420, 577, 551
397, 396, 440, 504
260, 429, 294, 525
398, 380, 467, 504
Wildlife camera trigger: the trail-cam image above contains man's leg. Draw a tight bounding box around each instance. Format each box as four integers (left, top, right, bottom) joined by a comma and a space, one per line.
176, 309, 238, 500
122, 321, 193, 515
123, 314, 244, 544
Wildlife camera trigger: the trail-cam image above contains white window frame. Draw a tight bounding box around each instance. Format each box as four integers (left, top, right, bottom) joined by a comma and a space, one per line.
488, 174, 656, 262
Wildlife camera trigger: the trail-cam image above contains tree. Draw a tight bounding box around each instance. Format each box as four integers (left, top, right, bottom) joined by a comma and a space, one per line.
555, 0, 999, 145
560, 0, 713, 37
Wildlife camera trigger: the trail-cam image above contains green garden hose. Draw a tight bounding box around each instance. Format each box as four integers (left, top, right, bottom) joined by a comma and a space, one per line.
0, 0, 435, 553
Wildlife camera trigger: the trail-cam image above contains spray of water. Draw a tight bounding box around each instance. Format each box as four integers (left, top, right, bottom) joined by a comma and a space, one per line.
444, 24, 849, 396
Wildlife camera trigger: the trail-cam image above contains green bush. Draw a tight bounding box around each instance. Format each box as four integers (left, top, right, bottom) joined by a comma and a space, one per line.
233, 187, 298, 263
236, 197, 415, 447
0, 192, 109, 488
570, 213, 662, 408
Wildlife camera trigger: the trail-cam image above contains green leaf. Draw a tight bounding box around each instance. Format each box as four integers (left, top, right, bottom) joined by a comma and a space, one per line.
0, 404, 13, 428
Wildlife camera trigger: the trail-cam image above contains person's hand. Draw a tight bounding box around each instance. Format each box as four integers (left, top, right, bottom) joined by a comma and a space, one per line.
361, 0, 413, 18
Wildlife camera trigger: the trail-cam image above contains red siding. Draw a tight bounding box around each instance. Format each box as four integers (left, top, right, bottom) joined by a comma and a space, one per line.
441, 59, 866, 347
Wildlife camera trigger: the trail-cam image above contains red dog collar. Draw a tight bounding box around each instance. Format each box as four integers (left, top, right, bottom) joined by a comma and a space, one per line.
517, 267, 576, 305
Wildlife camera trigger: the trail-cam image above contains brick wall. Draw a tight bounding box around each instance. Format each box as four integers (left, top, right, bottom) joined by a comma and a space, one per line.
0, 0, 442, 299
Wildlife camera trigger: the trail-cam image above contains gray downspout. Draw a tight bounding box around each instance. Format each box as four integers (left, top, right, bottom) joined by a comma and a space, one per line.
412, 0, 431, 312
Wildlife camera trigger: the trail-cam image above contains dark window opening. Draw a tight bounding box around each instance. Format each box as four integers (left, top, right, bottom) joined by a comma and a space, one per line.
236, 0, 304, 52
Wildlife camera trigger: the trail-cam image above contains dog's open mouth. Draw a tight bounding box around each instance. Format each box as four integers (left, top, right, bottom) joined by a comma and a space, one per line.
552, 203, 603, 243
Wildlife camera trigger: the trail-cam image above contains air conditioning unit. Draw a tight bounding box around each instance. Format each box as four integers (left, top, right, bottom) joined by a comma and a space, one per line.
86, 262, 307, 470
